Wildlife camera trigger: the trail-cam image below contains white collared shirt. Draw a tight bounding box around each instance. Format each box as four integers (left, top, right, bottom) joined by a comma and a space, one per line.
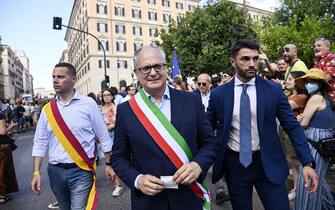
201, 91, 211, 112
32, 91, 112, 164
228, 77, 260, 151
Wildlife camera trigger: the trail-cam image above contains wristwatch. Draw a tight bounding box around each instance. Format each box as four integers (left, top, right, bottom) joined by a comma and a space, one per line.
105, 162, 111, 166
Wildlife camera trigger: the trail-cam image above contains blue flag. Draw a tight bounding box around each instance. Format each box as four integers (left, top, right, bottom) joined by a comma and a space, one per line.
170, 51, 181, 79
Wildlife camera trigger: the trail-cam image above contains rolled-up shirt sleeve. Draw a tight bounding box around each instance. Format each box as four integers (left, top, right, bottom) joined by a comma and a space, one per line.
32, 108, 49, 157
90, 101, 113, 153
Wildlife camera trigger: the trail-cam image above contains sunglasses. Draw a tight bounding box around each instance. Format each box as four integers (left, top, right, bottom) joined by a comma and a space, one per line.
280, 47, 290, 54
197, 82, 207, 87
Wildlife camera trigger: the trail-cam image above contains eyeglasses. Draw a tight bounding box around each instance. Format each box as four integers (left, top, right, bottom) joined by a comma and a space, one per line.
197, 82, 207, 87
135, 63, 167, 74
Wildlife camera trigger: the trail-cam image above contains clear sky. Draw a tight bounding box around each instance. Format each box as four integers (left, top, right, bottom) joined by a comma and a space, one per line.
0, 0, 74, 89
0, 0, 279, 90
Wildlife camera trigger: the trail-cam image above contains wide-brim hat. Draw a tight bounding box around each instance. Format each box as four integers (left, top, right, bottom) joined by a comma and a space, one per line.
295, 68, 332, 92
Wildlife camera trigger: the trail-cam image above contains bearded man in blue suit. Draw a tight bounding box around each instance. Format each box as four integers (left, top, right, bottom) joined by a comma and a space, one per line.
207, 39, 318, 210
111, 46, 218, 210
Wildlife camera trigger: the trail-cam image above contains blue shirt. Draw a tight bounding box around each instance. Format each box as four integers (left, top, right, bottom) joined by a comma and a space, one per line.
32, 91, 112, 164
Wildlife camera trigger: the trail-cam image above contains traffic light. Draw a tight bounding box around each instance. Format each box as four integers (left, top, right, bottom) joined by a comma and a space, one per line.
105, 75, 110, 84
101, 76, 110, 90
53, 17, 62, 30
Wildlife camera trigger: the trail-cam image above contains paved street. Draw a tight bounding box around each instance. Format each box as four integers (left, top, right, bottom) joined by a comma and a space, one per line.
1, 129, 334, 210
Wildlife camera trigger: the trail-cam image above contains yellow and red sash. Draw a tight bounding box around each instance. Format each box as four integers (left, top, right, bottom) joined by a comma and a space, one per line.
44, 100, 98, 210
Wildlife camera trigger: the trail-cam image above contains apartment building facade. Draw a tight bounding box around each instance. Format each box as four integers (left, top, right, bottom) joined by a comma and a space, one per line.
65, 0, 199, 95
1, 45, 24, 99
0, 37, 4, 98
16, 50, 34, 96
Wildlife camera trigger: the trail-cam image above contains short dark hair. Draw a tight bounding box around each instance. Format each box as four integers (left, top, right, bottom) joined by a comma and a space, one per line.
231, 39, 260, 58
55, 62, 76, 76
126, 85, 135, 92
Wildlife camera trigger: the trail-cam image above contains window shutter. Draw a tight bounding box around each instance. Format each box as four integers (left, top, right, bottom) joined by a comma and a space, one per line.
125, 61, 128, 69
124, 42, 127, 51
106, 41, 109, 51
98, 41, 101, 50
139, 10, 142, 18
96, 4, 99, 13
105, 24, 108, 32
122, 8, 125, 16
140, 27, 142, 35
104, 5, 107, 14
155, 13, 157, 20
97, 23, 100, 31
114, 7, 117, 15
123, 25, 125, 34
132, 9, 134, 17
99, 60, 102, 68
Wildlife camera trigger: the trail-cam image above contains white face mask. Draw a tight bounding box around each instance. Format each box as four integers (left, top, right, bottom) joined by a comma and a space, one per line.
305, 82, 319, 94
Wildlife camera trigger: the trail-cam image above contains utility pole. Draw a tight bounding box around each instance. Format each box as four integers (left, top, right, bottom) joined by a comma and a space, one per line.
52, 17, 109, 90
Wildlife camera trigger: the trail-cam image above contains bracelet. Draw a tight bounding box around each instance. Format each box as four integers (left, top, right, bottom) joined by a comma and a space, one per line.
32, 171, 41, 176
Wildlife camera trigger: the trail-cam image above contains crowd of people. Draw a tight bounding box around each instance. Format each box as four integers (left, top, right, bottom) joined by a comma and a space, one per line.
0, 37, 334, 210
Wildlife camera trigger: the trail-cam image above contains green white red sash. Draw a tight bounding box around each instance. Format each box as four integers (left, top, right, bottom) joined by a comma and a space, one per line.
129, 89, 211, 210
44, 100, 98, 210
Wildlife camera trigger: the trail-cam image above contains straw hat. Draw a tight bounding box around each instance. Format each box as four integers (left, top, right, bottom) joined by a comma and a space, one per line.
295, 68, 332, 92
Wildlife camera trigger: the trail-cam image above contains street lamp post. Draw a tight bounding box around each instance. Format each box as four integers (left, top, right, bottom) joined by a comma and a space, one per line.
52, 17, 109, 90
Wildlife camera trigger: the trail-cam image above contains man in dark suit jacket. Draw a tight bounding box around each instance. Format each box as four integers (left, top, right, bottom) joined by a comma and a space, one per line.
207, 39, 318, 210
111, 46, 218, 210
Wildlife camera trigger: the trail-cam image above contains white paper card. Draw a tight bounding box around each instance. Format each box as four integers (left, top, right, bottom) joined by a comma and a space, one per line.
160, 176, 178, 189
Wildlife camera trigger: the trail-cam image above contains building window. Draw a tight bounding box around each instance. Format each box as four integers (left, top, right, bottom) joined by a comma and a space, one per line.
115, 6, 125, 16
117, 60, 128, 69
147, 0, 156, 4
188, 5, 195, 11
132, 8, 141, 19
106, 60, 110, 68
132, 0, 140, 2
162, 0, 170, 7
99, 60, 110, 68
98, 60, 102, 68
134, 42, 143, 52
116, 24, 126, 34
96, 4, 107, 14
88, 62, 90, 70
97, 23, 108, 32
148, 11, 157, 21
98, 40, 109, 51
149, 28, 158, 37
163, 13, 171, 23
176, 2, 183, 9
116, 41, 127, 52
133, 26, 142, 36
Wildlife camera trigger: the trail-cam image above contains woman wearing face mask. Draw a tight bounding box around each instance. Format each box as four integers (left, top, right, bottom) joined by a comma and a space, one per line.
294, 68, 335, 210
281, 71, 307, 201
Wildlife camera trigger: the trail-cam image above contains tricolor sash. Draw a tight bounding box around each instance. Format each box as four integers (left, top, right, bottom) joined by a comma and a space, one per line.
129, 89, 211, 210
44, 100, 98, 210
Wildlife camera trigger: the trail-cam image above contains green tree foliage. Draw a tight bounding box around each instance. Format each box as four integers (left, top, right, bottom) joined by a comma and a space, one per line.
275, 0, 335, 25
158, 0, 257, 77
254, 0, 335, 68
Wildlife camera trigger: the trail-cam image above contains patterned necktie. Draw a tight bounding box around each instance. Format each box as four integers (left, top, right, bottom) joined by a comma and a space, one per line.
239, 84, 252, 168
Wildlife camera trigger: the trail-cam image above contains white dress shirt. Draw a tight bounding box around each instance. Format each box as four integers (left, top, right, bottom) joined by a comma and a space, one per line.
201, 92, 211, 112
32, 91, 112, 164
228, 77, 260, 152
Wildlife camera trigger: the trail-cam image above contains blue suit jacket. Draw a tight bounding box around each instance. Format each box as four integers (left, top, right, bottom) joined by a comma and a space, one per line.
207, 76, 314, 184
111, 87, 218, 210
